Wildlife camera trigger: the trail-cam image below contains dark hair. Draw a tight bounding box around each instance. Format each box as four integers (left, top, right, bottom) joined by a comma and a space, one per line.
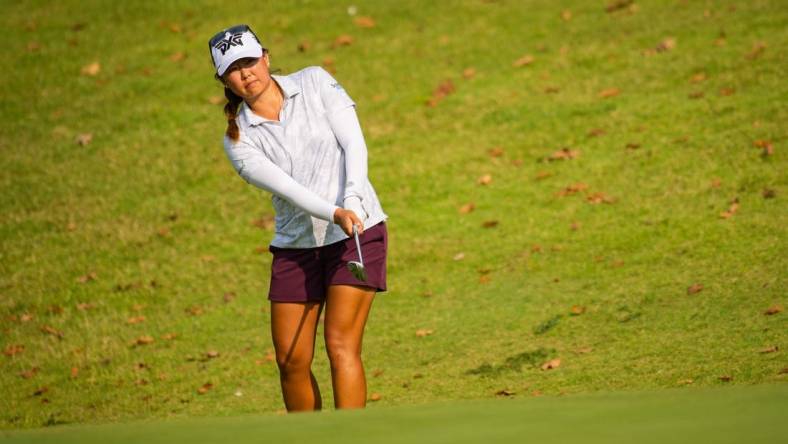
214, 49, 282, 141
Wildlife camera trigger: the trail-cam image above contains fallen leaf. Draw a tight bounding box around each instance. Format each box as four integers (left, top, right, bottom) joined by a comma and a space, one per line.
488, 146, 504, 157
759, 345, 778, 354
655, 37, 676, 52
687, 283, 704, 295
719, 197, 739, 219
459, 202, 475, 214
541, 358, 561, 370
549, 147, 579, 160
512, 54, 535, 67
535, 171, 552, 180
745, 41, 766, 60
719, 375, 733, 382
369, 392, 382, 401
764, 305, 782, 315
169, 51, 186, 62
71, 367, 79, 378
557, 183, 588, 196
185, 305, 204, 316
570, 305, 585, 315
426, 79, 455, 107
479, 274, 491, 284
598, 88, 620, 98
81, 61, 100, 76
127, 316, 145, 324
688, 90, 703, 98
251, 215, 275, 230
453, 252, 465, 261
719, 87, 735, 96
208, 95, 224, 105
205, 350, 220, 359
561, 10, 572, 21
33, 387, 48, 396
544, 86, 560, 93
754, 140, 773, 157
574, 347, 593, 354
710, 178, 722, 188
333, 34, 354, 48
372, 369, 384, 377
162, 332, 178, 340
197, 382, 213, 394
690, 72, 707, 83
496, 389, 516, 396
19, 367, 39, 379
606, 0, 634, 13
586, 192, 615, 204
477, 174, 492, 185
415, 328, 433, 337
762, 188, 776, 199
75, 133, 93, 146
354, 16, 375, 28
297, 40, 310, 52
462, 67, 476, 79
482, 220, 499, 228
135, 335, 154, 345
223, 292, 236, 303
677, 378, 694, 385
625, 143, 641, 150
587, 128, 606, 137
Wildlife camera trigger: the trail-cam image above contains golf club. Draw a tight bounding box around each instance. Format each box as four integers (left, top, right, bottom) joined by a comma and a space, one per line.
347, 224, 367, 282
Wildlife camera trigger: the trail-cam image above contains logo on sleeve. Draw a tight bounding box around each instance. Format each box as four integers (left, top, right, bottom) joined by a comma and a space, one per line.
213, 32, 244, 55
330, 82, 345, 91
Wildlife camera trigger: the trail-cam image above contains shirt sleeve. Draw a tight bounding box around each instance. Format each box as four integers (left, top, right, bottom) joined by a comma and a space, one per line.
314, 66, 356, 115
325, 104, 368, 203
223, 136, 340, 222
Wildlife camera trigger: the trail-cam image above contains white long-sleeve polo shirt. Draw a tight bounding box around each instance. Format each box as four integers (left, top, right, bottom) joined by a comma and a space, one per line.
222, 66, 388, 248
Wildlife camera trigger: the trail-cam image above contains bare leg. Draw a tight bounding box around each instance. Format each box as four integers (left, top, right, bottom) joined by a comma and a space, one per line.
270, 300, 324, 412
323, 284, 376, 409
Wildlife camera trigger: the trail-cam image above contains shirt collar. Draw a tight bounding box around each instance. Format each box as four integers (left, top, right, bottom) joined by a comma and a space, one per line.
239, 73, 301, 127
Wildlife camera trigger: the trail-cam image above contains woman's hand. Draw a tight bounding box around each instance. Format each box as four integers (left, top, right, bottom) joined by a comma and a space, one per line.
333, 208, 364, 237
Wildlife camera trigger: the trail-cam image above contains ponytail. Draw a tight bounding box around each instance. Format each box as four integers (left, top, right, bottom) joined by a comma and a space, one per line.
223, 87, 243, 141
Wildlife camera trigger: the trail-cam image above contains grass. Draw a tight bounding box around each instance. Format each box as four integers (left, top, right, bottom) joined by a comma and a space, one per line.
1, 0, 786, 432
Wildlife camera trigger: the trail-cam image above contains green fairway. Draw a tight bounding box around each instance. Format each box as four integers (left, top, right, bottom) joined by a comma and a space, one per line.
3, 383, 786, 443
1, 0, 786, 432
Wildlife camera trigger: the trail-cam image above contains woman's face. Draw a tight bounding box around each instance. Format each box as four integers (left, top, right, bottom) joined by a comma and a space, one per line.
221, 53, 273, 101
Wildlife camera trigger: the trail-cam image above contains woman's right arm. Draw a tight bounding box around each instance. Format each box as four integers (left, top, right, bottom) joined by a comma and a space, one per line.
223, 137, 339, 223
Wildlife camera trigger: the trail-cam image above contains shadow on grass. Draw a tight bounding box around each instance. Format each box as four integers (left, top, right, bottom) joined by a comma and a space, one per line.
464, 347, 556, 377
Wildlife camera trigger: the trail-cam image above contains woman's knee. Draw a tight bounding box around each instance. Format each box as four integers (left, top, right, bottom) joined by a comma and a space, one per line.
324, 332, 361, 365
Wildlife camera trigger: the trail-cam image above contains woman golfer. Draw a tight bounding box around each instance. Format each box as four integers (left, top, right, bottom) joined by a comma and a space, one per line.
208, 24, 388, 412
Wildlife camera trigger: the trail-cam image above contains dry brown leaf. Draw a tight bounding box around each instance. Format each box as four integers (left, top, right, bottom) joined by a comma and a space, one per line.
710, 178, 722, 189
322, 57, 336, 73
488, 146, 505, 157
459, 202, 475, 214
606, 0, 634, 13
719, 87, 735, 96
71, 367, 79, 378
561, 10, 572, 21
333, 34, 354, 48
462, 67, 476, 79
477, 174, 492, 185
76, 271, 97, 283
764, 304, 782, 315
690, 72, 707, 83
745, 41, 766, 60
169, 51, 186, 62
426, 79, 455, 107
598, 87, 620, 98
687, 283, 704, 295
75, 133, 93, 146
586, 192, 615, 204
297, 40, 310, 52
197, 382, 213, 394
754, 140, 773, 157
479, 274, 491, 284
535, 171, 552, 180
549, 147, 579, 160
575, 347, 593, 354
719, 375, 733, 382
369, 392, 382, 401
81, 61, 100, 76
677, 378, 694, 385
588, 128, 606, 137
625, 142, 641, 150
205, 350, 220, 359
453, 252, 465, 261
354, 16, 375, 28
496, 389, 516, 396
482, 220, 499, 228
135, 335, 154, 345
162, 332, 178, 340
557, 183, 588, 197
41, 325, 64, 339
415, 328, 433, 337
127, 316, 146, 324
762, 188, 776, 199
251, 215, 275, 230
223, 291, 236, 303
688, 90, 704, 99
719, 197, 739, 219
570, 305, 586, 315
655, 37, 676, 52
512, 54, 535, 67
541, 358, 561, 370
185, 305, 204, 316
759, 345, 778, 354
19, 367, 39, 379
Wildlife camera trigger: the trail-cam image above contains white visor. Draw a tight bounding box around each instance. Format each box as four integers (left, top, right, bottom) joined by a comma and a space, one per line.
210, 28, 264, 76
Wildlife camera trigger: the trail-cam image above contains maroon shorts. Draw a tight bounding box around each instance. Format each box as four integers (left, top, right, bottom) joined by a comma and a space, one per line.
267, 221, 388, 303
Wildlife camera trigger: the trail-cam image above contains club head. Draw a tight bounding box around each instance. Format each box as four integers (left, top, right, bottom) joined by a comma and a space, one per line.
347, 261, 367, 282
